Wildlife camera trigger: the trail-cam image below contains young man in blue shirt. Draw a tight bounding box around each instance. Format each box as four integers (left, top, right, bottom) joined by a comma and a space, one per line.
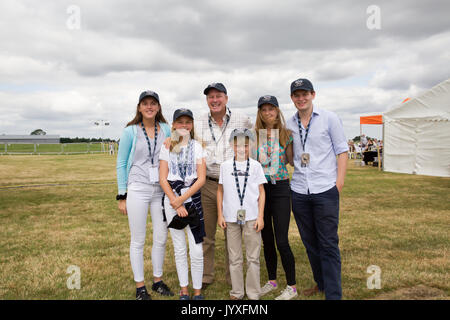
286, 78, 348, 300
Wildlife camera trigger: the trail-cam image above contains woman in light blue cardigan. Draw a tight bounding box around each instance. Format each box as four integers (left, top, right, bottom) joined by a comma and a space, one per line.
116, 90, 173, 300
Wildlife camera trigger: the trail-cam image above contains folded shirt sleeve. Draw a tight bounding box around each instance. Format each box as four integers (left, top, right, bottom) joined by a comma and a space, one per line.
328, 112, 349, 155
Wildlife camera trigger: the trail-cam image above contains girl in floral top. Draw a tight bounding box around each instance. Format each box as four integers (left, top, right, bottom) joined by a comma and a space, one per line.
254, 95, 298, 300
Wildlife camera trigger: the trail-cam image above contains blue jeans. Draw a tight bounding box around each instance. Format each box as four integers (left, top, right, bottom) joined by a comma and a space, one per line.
291, 186, 342, 300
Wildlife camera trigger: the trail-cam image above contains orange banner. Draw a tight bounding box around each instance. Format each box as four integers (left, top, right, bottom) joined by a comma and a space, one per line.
360, 115, 383, 124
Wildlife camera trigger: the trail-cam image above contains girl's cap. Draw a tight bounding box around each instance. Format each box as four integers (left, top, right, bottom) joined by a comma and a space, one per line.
139, 90, 159, 104
257, 95, 279, 108
173, 108, 194, 122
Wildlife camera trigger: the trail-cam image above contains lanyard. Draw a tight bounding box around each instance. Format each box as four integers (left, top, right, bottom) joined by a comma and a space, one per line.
141, 122, 158, 165
233, 157, 250, 208
177, 139, 192, 181
266, 140, 272, 167
208, 108, 231, 144
265, 139, 280, 171
297, 114, 312, 152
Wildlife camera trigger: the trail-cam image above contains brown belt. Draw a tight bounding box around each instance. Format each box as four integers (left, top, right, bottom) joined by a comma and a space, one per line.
207, 176, 219, 182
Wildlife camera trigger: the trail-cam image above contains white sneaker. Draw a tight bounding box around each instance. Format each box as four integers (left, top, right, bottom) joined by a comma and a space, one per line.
275, 285, 298, 300
260, 281, 277, 296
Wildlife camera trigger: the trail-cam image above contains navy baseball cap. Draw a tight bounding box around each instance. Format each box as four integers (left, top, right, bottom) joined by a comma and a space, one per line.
290, 78, 314, 94
139, 90, 160, 104
257, 95, 279, 108
229, 128, 255, 143
173, 108, 194, 122
203, 82, 227, 95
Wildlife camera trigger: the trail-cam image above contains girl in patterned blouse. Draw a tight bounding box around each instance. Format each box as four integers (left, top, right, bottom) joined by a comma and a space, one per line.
159, 108, 207, 300
254, 95, 298, 300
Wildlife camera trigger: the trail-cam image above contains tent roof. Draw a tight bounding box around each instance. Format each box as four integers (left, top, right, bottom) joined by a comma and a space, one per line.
384, 78, 450, 120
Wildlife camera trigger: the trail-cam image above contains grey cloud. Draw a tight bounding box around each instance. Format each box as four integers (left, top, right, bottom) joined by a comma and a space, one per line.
76, 0, 450, 69
1, 0, 449, 140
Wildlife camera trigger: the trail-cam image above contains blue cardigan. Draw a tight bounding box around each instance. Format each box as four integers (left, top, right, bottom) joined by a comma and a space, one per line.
116, 122, 171, 195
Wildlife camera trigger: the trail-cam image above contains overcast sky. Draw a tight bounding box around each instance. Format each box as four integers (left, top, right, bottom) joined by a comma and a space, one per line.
1, 0, 449, 140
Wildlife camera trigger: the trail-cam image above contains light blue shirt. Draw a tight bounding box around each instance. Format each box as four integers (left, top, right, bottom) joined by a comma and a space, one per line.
286, 106, 348, 195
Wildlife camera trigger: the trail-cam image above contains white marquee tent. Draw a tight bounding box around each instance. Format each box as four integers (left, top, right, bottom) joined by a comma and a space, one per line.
383, 78, 450, 177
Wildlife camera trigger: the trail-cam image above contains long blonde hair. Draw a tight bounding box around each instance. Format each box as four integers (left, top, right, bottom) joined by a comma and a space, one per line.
255, 107, 291, 148
169, 127, 196, 153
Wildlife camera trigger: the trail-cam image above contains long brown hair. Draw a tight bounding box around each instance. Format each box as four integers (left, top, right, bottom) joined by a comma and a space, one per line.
255, 106, 291, 148
126, 98, 167, 127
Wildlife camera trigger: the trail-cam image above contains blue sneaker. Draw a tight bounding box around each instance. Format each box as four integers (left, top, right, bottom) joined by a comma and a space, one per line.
192, 295, 205, 300
136, 286, 151, 300
179, 291, 190, 300
152, 280, 174, 296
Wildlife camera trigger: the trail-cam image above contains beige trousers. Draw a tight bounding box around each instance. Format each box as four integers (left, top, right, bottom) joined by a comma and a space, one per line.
226, 220, 262, 300
201, 178, 231, 284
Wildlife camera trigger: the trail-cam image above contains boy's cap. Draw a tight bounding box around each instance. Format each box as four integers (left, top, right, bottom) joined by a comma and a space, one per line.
290, 78, 314, 94
229, 128, 255, 143
204, 82, 227, 95
257, 95, 279, 108
139, 90, 159, 104
173, 108, 194, 122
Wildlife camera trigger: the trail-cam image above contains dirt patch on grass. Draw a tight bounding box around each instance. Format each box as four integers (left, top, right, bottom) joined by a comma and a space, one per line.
370, 285, 448, 300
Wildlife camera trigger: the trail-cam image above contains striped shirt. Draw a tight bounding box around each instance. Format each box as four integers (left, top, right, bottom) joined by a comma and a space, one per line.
194, 107, 253, 179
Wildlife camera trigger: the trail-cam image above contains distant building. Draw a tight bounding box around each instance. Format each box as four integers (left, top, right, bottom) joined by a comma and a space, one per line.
0, 135, 60, 144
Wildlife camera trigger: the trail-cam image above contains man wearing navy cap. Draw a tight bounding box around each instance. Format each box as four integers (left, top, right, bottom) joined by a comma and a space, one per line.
286, 78, 348, 300
195, 82, 253, 288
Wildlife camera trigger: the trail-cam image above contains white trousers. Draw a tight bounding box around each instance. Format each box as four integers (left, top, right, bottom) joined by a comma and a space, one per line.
126, 182, 168, 282
164, 197, 204, 289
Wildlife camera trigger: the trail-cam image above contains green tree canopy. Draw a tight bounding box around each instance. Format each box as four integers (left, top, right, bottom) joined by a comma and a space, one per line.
31, 129, 46, 135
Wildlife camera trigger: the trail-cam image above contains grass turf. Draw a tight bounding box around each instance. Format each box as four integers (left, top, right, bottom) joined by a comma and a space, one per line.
0, 154, 448, 300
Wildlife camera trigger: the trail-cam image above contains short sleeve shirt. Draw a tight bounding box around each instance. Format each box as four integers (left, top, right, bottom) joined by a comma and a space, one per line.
159, 139, 205, 186
219, 158, 267, 222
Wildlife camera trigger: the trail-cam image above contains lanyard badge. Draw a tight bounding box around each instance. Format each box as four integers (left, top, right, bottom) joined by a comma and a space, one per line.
297, 115, 311, 168
177, 139, 192, 181
141, 121, 158, 165
141, 122, 159, 183
233, 158, 250, 225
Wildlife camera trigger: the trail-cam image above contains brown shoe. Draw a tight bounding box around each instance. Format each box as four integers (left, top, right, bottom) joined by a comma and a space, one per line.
230, 295, 242, 300
302, 285, 322, 297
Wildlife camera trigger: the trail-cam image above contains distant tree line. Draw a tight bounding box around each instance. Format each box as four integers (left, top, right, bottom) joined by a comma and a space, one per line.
60, 137, 116, 143
352, 135, 376, 142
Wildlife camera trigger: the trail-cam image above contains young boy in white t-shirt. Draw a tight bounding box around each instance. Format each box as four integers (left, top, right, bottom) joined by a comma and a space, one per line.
217, 129, 266, 300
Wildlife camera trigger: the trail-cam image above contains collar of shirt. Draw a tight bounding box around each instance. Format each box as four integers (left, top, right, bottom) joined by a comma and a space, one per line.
294, 105, 320, 127
208, 107, 231, 126
196, 108, 252, 179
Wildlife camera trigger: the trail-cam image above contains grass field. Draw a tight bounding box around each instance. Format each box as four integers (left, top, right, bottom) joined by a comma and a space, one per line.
0, 154, 449, 300
0, 143, 115, 154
